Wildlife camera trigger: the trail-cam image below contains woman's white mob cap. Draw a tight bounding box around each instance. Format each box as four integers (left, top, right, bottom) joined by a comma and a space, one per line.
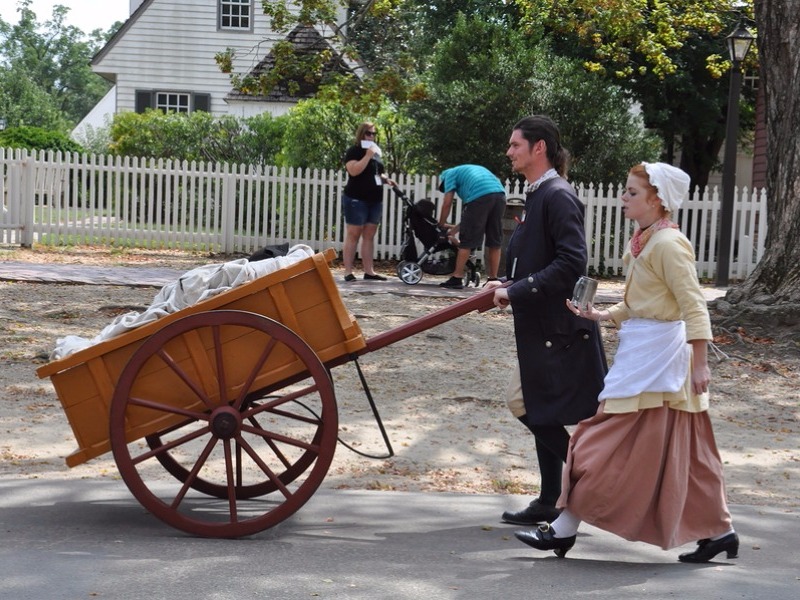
642, 162, 691, 213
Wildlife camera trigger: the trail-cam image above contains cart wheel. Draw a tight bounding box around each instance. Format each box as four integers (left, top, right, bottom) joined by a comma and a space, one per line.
396, 260, 423, 285
109, 310, 337, 538
143, 390, 323, 500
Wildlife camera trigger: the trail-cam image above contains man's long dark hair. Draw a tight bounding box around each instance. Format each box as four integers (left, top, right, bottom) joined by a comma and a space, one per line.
513, 115, 571, 178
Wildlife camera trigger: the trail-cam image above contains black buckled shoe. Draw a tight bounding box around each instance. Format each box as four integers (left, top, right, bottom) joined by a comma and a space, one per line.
678, 532, 739, 563
515, 523, 576, 558
502, 499, 561, 526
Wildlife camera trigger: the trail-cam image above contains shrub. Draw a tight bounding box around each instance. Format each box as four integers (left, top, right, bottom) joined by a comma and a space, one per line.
0, 126, 84, 153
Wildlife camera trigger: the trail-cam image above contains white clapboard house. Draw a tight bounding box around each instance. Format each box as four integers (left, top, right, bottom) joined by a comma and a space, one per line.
73, 0, 353, 138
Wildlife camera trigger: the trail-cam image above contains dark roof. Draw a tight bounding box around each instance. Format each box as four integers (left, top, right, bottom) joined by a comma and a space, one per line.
226, 25, 353, 103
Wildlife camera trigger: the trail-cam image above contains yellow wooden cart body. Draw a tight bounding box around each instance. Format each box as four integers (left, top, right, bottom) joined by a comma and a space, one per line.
36, 249, 365, 468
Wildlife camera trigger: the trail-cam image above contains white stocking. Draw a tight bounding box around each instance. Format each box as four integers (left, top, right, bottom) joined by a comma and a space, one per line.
550, 509, 581, 538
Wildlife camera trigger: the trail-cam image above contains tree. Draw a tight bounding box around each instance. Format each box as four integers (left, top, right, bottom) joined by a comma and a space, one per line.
404, 15, 658, 182
0, 65, 68, 131
720, 1, 800, 336
526, 52, 661, 184
278, 97, 362, 170
515, 0, 757, 190
515, 0, 741, 78
0, 0, 115, 129
402, 15, 538, 177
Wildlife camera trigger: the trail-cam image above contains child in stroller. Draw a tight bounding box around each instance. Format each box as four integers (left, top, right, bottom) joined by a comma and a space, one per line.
392, 186, 481, 286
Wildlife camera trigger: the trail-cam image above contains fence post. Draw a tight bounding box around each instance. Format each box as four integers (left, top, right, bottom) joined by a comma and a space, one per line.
220, 162, 237, 254
20, 149, 36, 247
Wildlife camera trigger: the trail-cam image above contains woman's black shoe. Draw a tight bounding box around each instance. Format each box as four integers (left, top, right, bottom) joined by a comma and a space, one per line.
678, 532, 739, 563
515, 524, 576, 558
363, 273, 387, 281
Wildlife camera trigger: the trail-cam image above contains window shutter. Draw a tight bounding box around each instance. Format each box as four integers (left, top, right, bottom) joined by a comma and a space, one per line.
193, 94, 211, 112
135, 90, 153, 113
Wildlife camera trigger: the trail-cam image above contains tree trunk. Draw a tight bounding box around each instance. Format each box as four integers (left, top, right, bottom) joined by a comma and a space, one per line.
717, 0, 800, 341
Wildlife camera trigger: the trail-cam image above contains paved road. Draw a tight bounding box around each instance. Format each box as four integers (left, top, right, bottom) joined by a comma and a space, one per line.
0, 479, 797, 600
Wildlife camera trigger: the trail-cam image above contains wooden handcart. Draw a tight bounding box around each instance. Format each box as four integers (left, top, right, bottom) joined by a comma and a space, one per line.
36, 249, 499, 538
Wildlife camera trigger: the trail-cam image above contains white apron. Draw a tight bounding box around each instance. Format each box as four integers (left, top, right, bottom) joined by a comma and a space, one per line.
598, 318, 690, 401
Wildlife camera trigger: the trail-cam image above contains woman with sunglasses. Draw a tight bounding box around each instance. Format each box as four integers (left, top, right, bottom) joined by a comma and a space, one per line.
341, 122, 394, 282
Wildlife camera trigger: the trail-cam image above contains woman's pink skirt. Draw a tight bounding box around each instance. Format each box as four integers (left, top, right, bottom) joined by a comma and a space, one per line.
558, 402, 732, 550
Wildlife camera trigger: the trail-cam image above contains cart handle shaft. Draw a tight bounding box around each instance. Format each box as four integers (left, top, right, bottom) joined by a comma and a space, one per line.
359, 283, 508, 355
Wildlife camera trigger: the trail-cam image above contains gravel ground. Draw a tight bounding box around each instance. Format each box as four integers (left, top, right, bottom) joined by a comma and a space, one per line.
1, 246, 798, 510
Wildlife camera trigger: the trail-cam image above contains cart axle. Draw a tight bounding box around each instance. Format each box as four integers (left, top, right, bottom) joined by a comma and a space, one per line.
211, 407, 242, 439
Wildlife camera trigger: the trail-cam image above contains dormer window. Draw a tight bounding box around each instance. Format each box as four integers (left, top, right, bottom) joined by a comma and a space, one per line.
219, 0, 252, 31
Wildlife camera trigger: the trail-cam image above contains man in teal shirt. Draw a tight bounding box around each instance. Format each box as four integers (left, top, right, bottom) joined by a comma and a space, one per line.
438, 164, 507, 288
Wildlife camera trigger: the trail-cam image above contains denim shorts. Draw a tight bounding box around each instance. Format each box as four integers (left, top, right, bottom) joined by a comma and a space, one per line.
342, 193, 383, 226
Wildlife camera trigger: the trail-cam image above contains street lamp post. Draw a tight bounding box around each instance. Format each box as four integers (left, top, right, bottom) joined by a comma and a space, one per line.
716, 19, 755, 287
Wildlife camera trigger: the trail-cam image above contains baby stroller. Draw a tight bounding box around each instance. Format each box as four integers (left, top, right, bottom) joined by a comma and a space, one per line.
392, 186, 481, 287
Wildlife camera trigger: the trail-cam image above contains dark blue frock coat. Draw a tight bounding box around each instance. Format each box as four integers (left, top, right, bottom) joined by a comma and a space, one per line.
505, 177, 608, 426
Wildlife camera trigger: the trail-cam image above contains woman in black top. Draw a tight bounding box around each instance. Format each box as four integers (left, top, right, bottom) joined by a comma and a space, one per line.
342, 122, 393, 281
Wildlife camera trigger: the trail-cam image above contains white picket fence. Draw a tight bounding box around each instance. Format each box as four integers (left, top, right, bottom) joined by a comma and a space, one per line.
1, 148, 767, 280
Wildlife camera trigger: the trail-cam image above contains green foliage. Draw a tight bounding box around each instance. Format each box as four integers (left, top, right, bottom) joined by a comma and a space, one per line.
517, 0, 756, 186
260, 0, 340, 32
276, 93, 423, 174
0, 1, 116, 129
278, 97, 362, 170
405, 0, 524, 58
403, 15, 538, 177
526, 53, 661, 184
71, 120, 113, 154
0, 125, 84, 153
373, 103, 424, 175
109, 110, 206, 160
625, 17, 756, 188
403, 15, 657, 183
108, 110, 288, 166
0, 67, 69, 131
515, 0, 754, 79
241, 112, 289, 165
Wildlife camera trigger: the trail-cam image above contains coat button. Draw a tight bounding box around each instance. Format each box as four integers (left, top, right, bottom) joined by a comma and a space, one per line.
583, 334, 589, 340
545, 341, 552, 348
528, 276, 534, 284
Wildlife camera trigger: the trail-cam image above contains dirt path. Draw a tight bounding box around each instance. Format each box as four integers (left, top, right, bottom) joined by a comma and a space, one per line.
1, 247, 797, 510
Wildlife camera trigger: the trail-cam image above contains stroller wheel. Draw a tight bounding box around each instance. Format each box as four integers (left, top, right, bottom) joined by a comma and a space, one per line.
463, 265, 480, 288
466, 271, 481, 288
397, 260, 423, 285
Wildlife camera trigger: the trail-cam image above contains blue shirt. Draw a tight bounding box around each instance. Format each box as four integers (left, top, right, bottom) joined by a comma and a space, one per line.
439, 165, 504, 204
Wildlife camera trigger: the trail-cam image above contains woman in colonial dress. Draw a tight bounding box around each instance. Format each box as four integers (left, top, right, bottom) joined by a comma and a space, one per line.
514, 162, 738, 563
